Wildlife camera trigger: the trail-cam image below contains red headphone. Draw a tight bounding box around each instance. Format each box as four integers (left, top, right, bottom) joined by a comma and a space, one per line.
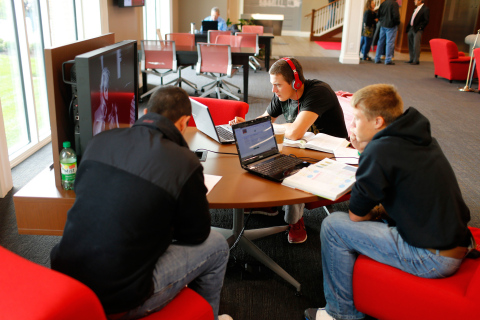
281, 57, 303, 90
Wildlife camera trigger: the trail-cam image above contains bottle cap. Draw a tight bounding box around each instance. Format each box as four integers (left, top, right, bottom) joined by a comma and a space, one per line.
63, 141, 71, 148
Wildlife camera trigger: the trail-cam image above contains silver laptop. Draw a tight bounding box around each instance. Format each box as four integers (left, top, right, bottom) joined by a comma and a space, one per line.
190, 98, 235, 144
232, 116, 307, 182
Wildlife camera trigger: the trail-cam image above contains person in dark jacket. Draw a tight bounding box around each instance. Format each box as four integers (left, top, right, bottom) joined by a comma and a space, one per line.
405, 0, 430, 65
50, 86, 232, 320
374, 0, 400, 65
304, 84, 474, 320
360, 0, 377, 61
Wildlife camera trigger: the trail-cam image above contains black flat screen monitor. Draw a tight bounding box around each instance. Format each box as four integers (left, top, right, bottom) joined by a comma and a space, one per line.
74, 40, 138, 158
202, 20, 218, 32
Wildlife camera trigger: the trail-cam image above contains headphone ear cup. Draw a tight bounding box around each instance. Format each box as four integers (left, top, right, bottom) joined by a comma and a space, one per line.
291, 80, 296, 90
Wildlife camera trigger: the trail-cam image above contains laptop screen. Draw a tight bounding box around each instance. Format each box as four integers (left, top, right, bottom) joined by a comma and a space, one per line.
232, 117, 278, 166
202, 20, 218, 32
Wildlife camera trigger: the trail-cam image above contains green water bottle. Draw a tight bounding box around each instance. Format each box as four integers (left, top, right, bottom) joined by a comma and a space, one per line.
60, 141, 77, 190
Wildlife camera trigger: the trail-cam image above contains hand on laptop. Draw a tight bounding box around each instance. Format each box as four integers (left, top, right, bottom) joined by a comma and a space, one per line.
229, 116, 245, 126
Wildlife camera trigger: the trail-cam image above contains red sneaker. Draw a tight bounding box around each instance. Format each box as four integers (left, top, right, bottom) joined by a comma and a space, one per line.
244, 207, 279, 216
288, 217, 307, 244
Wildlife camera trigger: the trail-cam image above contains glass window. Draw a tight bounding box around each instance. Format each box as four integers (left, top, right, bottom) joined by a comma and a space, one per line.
25, 0, 50, 139
0, 0, 30, 154
47, 0, 76, 46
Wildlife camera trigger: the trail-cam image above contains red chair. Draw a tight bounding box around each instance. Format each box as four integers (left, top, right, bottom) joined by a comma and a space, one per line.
164, 33, 198, 92
207, 30, 231, 43
0, 245, 213, 320
242, 25, 264, 36
140, 40, 177, 100
235, 32, 262, 71
196, 43, 241, 100
216, 35, 243, 48
188, 97, 249, 128
353, 227, 480, 320
429, 38, 473, 83
474, 47, 480, 91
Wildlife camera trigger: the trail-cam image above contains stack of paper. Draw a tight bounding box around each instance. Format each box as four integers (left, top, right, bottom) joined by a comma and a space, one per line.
283, 132, 350, 153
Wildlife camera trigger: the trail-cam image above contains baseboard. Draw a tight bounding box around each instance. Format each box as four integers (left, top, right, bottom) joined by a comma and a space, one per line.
280, 30, 311, 37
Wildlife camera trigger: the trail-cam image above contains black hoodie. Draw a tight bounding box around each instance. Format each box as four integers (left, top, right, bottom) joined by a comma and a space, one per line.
51, 112, 210, 314
349, 107, 471, 250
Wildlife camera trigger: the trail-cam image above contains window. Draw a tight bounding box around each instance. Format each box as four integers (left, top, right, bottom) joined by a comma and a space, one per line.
0, 0, 102, 167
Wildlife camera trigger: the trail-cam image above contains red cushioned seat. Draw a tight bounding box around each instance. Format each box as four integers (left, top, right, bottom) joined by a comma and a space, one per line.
353, 227, 480, 320
189, 97, 249, 127
0, 246, 213, 320
429, 38, 475, 83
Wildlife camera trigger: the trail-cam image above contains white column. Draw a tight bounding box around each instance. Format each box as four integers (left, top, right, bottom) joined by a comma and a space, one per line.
339, 0, 364, 64
0, 100, 13, 198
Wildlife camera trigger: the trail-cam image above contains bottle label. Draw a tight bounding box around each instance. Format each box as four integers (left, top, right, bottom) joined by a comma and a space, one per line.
61, 162, 77, 181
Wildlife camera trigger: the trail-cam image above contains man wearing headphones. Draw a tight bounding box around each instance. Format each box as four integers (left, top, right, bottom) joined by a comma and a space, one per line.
230, 57, 348, 244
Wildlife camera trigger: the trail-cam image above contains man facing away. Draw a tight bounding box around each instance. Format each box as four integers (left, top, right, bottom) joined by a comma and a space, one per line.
405, 0, 430, 65
374, 0, 400, 65
305, 84, 474, 320
51, 86, 232, 320
203, 7, 227, 31
229, 57, 348, 244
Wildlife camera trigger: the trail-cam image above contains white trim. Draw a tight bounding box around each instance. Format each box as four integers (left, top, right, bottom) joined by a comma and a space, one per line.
280, 30, 310, 37
0, 100, 13, 198
339, 0, 362, 64
9, 135, 51, 169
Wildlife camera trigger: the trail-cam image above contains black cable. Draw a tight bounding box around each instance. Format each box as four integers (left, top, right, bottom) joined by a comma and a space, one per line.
195, 148, 238, 156
229, 209, 252, 252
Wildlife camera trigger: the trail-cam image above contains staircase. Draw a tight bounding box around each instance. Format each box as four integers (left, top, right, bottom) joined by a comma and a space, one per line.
309, 0, 381, 42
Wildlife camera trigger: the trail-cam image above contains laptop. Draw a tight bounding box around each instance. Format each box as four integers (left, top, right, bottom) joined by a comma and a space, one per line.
232, 116, 308, 182
190, 98, 235, 144
202, 20, 218, 32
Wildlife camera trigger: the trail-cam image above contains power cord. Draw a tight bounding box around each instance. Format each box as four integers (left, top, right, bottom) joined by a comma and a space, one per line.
229, 209, 252, 252
195, 148, 238, 156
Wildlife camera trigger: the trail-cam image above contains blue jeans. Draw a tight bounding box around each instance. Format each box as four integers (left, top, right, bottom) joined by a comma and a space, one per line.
374, 26, 397, 64
321, 212, 464, 320
360, 36, 373, 60
122, 230, 229, 320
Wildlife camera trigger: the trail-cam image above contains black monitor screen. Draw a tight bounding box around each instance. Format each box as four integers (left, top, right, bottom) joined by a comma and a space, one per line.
202, 20, 218, 32
74, 40, 138, 158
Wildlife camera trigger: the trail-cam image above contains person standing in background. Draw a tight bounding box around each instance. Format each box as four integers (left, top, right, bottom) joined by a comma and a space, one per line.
360, 0, 377, 61
374, 0, 400, 65
405, 0, 430, 65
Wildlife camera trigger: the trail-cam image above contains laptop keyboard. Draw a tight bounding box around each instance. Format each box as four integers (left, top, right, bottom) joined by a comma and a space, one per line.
216, 126, 234, 141
252, 155, 303, 175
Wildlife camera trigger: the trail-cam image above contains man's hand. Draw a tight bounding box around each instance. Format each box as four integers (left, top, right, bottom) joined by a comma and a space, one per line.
349, 130, 369, 154
229, 116, 245, 126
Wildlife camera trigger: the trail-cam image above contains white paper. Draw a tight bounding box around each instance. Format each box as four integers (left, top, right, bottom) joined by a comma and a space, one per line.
333, 147, 359, 165
204, 174, 222, 194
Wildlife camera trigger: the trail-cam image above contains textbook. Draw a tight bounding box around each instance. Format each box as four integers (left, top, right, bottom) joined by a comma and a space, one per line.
282, 158, 357, 201
283, 132, 350, 153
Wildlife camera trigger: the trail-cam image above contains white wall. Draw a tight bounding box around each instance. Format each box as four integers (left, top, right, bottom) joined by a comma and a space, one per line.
339, 0, 363, 64
0, 99, 13, 198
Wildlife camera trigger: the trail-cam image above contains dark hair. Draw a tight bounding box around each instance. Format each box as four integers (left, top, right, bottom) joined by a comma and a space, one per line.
269, 57, 305, 85
146, 86, 191, 123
